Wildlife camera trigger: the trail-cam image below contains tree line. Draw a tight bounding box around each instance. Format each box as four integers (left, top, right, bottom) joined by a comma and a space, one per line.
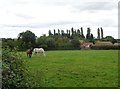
2, 27, 117, 51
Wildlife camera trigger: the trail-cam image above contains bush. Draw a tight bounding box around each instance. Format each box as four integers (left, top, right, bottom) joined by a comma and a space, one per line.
71, 38, 80, 49
2, 48, 40, 89
90, 45, 120, 50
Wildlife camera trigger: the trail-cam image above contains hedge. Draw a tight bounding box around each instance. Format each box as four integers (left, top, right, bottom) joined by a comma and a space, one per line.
2, 48, 40, 88
90, 45, 120, 50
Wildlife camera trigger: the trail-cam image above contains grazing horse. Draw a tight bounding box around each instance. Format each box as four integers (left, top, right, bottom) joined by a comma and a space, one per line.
26, 48, 33, 58
33, 48, 46, 57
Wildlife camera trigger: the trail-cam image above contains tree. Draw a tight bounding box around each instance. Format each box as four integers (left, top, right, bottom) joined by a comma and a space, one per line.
87, 27, 91, 35
91, 34, 94, 40
86, 34, 89, 40
68, 30, 71, 37
101, 27, 103, 39
97, 28, 100, 39
66, 29, 70, 38
71, 38, 80, 49
55, 36, 72, 49
71, 27, 74, 36
54, 29, 56, 36
89, 33, 95, 43
81, 27, 83, 35
104, 36, 117, 44
58, 29, 60, 36
74, 29, 77, 36
61, 30, 64, 36
18, 30, 36, 49
77, 29, 80, 36
86, 27, 94, 41
67, 29, 69, 35
86, 27, 91, 39
36, 35, 48, 49
46, 37, 56, 49
80, 27, 85, 38
48, 30, 53, 36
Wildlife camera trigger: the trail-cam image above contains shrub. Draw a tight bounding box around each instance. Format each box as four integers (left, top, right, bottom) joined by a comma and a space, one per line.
90, 45, 120, 50
2, 48, 40, 89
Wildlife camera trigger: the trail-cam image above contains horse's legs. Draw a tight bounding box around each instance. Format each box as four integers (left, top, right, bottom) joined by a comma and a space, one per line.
39, 52, 42, 56
34, 52, 37, 55
29, 54, 32, 58
43, 52, 46, 57
39, 52, 43, 57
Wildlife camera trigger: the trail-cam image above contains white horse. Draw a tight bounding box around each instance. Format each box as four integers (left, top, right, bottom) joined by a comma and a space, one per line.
33, 48, 46, 57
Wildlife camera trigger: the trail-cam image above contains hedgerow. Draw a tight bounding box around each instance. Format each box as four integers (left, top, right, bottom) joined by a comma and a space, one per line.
2, 48, 40, 89
90, 45, 120, 50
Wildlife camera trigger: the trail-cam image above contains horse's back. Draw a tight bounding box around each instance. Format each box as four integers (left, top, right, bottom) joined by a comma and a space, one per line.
33, 48, 44, 53
26, 49, 30, 53
27, 49, 32, 54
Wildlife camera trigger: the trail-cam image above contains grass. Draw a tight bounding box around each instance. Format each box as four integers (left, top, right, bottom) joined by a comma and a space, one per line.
20, 50, 118, 87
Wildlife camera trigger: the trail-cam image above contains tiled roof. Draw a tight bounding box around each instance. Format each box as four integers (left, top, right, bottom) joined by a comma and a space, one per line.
114, 43, 120, 45
79, 40, 93, 48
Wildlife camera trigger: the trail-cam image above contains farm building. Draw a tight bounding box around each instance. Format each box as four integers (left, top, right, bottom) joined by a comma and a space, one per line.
114, 43, 120, 45
79, 40, 93, 49
79, 40, 120, 49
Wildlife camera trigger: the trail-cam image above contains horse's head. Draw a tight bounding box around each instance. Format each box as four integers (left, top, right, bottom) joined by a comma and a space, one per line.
30, 47, 34, 51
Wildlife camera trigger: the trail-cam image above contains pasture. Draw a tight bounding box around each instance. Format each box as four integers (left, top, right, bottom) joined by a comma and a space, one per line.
21, 50, 118, 87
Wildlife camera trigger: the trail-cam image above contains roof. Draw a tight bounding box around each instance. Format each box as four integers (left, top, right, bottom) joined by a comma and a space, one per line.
114, 43, 120, 45
79, 40, 93, 48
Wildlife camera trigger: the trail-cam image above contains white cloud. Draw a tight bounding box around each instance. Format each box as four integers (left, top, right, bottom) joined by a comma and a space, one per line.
0, 0, 119, 38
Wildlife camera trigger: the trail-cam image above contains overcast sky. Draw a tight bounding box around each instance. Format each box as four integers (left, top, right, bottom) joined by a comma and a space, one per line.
0, 0, 119, 38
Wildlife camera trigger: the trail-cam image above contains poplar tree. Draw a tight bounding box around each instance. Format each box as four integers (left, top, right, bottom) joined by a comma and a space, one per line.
81, 27, 85, 38
58, 29, 60, 36
97, 28, 100, 39
77, 29, 80, 36
86, 27, 91, 39
71, 27, 74, 36
54, 29, 56, 36
101, 27, 103, 39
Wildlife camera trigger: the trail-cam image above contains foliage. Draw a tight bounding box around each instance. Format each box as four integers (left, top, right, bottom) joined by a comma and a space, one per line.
2, 38, 15, 51
48, 30, 53, 36
100, 36, 117, 44
101, 27, 103, 39
86, 28, 94, 41
71, 38, 80, 49
18, 30, 36, 49
90, 45, 120, 50
2, 48, 40, 88
36, 34, 80, 50
36, 35, 55, 50
3, 28, 118, 51
97, 28, 100, 39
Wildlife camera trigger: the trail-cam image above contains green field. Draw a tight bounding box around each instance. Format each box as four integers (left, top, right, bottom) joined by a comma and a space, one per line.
21, 50, 118, 87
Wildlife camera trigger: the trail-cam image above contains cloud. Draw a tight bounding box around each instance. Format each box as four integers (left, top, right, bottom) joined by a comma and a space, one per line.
0, 0, 118, 38
0, 20, 80, 29
68, 1, 117, 14
15, 14, 35, 20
